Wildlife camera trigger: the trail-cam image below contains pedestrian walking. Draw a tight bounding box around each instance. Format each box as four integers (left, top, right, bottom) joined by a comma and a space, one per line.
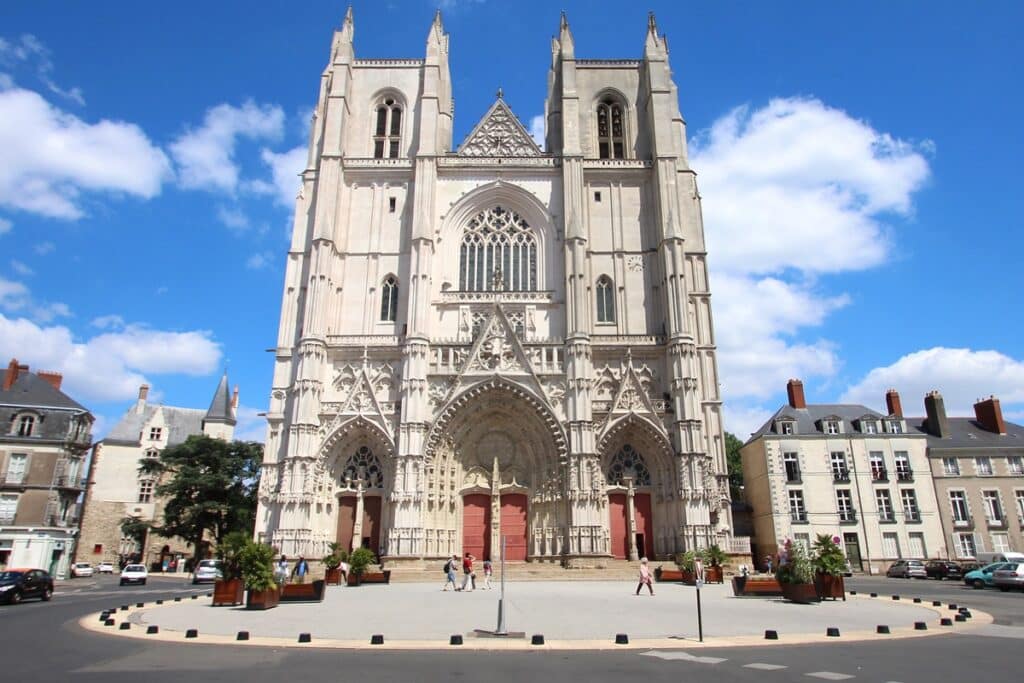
275, 555, 289, 585
442, 555, 459, 591
292, 555, 309, 584
461, 552, 476, 591
764, 555, 773, 573
482, 559, 493, 589
635, 557, 654, 596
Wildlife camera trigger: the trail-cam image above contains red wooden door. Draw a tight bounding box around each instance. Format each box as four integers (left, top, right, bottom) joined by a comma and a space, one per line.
462, 494, 491, 560
337, 497, 356, 551
499, 494, 528, 561
362, 495, 382, 557
608, 493, 629, 559
633, 493, 654, 559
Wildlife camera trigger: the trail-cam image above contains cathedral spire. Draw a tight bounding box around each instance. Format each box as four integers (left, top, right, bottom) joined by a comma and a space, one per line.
644, 11, 667, 58
331, 5, 355, 64
557, 11, 575, 58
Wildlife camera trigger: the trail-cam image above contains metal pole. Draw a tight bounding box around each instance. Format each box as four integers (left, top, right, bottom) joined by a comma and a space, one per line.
495, 536, 508, 635
695, 584, 704, 643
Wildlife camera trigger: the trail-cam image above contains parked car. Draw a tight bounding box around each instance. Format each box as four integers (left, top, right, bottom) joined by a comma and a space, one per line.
96, 562, 114, 574
925, 560, 963, 580
191, 559, 223, 585
70, 562, 95, 578
886, 559, 927, 578
976, 551, 1024, 565
964, 562, 1011, 589
119, 564, 148, 586
0, 569, 54, 604
993, 563, 1024, 592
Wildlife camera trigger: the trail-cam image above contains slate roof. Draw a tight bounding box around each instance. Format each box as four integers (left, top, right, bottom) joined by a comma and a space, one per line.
0, 371, 87, 412
103, 404, 206, 447
205, 372, 235, 424
906, 416, 1024, 450
745, 403, 913, 445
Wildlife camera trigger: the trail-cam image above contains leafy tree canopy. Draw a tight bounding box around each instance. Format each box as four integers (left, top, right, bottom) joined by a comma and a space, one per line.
139, 435, 262, 562
724, 431, 745, 499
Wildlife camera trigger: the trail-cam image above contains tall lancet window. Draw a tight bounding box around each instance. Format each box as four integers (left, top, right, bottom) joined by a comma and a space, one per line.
458, 206, 537, 291
595, 275, 615, 323
607, 444, 651, 486
373, 97, 403, 159
596, 97, 625, 159
380, 276, 399, 322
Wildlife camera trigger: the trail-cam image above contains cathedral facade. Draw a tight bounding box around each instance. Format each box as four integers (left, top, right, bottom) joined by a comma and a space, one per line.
256, 11, 736, 567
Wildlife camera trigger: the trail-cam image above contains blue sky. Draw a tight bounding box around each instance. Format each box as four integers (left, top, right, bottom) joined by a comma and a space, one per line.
1, 0, 1022, 440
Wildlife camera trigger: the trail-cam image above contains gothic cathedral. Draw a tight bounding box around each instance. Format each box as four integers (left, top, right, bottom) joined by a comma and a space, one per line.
255, 11, 735, 568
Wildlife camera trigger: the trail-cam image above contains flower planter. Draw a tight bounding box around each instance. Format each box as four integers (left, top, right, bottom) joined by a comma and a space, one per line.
246, 586, 280, 610
325, 568, 343, 586
212, 578, 244, 607
705, 566, 724, 584
815, 573, 846, 601
281, 580, 326, 602
781, 582, 821, 604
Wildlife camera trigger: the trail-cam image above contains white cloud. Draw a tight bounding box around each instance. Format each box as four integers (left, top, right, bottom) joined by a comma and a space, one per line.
257, 145, 306, 207
0, 276, 29, 311
840, 348, 1024, 416
170, 101, 284, 193
0, 87, 172, 219
9, 260, 32, 276
245, 251, 275, 270
0, 34, 84, 105
34, 241, 54, 255
688, 97, 932, 436
0, 313, 222, 403
0, 275, 68, 323
91, 314, 125, 330
0, 217, 11, 234
528, 115, 545, 149
216, 204, 250, 231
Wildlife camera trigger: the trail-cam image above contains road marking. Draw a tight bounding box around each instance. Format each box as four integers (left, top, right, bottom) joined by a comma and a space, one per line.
640, 651, 727, 664
806, 673, 854, 681
745, 663, 788, 670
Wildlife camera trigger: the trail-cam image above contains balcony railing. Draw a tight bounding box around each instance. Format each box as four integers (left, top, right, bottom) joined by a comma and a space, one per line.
784, 468, 802, 484
903, 511, 922, 523
986, 516, 1007, 528
952, 516, 973, 529
832, 469, 851, 483
871, 469, 889, 482
838, 510, 858, 523
0, 514, 14, 524
790, 512, 808, 523
53, 475, 85, 490
879, 513, 897, 523
1, 471, 26, 485
896, 469, 914, 482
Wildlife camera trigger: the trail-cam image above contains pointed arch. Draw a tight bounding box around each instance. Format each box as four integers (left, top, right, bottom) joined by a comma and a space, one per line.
370, 90, 405, 159
380, 274, 399, 321
595, 275, 615, 323
593, 88, 629, 160
598, 413, 673, 473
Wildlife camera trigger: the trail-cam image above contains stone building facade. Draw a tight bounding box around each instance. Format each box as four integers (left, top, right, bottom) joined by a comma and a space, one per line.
741, 380, 946, 574
76, 376, 237, 569
256, 11, 740, 567
0, 359, 92, 577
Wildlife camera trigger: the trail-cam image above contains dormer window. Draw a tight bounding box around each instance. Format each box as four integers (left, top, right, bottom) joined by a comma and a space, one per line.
373, 97, 402, 159
862, 420, 877, 434
777, 420, 795, 435
149, 427, 162, 441
16, 414, 35, 437
825, 420, 840, 435
596, 96, 624, 159
886, 420, 903, 434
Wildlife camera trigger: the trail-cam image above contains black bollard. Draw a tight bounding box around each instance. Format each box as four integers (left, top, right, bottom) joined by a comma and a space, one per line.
185, 629, 198, 638
371, 634, 384, 645
450, 635, 463, 646
615, 634, 629, 644
826, 627, 840, 637
941, 618, 953, 626
147, 626, 159, 634
104, 619, 115, 626
298, 633, 312, 643
764, 630, 778, 640
914, 622, 927, 630
236, 631, 250, 641
119, 622, 130, 630
876, 625, 890, 634
892, 595, 900, 600
531, 634, 545, 645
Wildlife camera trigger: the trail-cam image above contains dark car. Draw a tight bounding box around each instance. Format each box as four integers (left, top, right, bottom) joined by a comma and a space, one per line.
0, 569, 54, 604
925, 560, 964, 580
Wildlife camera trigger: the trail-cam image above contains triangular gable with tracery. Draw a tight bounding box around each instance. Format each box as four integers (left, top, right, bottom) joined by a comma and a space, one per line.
337, 368, 392, 438
457, 95, 543, 157
458, 303, 537, 378
597, 361, 664, 442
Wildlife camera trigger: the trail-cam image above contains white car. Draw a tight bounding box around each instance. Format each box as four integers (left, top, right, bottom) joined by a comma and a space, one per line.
70, 562, 94, 578
191, 559, 223, 585
96, 562, 114, 574
119, 564, 148, 586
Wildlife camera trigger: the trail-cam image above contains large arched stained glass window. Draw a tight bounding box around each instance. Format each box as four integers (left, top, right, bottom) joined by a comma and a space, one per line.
458, 206, 537, 292
341, 446, 384, 489
607, 444, 651, 486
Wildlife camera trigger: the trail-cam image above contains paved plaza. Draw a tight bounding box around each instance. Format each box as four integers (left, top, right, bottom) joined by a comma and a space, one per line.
90, 580, 977, 648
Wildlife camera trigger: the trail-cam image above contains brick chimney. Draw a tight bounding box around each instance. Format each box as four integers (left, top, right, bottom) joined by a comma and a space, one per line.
923, 390, 950, 438
3, 358, 30, 391
974, 396, 1007, 435
37, 371, 63, 391
787, 379, 807, 409
135, 384, 150, 414
231, 385, 239, 410
885, 388, 903, 418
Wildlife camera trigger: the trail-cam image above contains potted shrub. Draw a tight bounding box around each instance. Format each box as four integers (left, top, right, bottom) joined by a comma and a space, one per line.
323, 543, 348, 586
212, 531, 248, 606
703, 544, 727, 584
240, 540, 279, 610
812, 534, 847, 601
675, 550, 698, 585
775, 539, 819, 603
346, 547, 376, 586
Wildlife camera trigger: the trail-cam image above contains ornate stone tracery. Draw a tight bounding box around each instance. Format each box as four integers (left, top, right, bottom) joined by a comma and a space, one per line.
458, 98, 543, 157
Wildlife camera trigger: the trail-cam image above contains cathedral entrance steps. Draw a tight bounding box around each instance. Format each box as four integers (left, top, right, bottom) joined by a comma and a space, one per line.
384, 560, 647, 583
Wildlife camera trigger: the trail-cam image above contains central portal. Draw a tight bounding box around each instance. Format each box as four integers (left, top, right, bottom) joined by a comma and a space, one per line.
462, 494, 491, 560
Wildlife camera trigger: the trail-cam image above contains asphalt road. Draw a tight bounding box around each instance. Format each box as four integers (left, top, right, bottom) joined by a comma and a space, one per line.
0, 574, 1021, 682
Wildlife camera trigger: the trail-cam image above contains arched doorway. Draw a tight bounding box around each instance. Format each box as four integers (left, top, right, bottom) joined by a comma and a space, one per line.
605, 442, 658, 559
331, 444, 386, 556
423, 380, 567, 561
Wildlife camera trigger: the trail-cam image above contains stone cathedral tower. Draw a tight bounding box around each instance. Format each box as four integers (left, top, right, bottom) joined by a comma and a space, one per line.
256, 10, 740, 568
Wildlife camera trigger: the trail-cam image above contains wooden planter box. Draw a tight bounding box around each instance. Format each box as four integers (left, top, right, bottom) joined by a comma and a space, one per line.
212, 578, 244, 607
705, 566, 724, 584
732, 575, 783, 596
781, 582, 821, 604
347, 570, 391, 586
325, 568, 344, 586
815, 573, 846, 601
246, 587, 280, 610
654, 568, 697, 584
281, 580, 326, 603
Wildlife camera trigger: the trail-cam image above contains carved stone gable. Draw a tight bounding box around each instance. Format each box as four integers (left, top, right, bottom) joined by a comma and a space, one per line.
463, 306, 533, 375
458, 98, 542, 157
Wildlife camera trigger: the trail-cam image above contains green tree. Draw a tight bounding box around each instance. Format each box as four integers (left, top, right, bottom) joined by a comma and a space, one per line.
119, 515, 148, 560
724, 431, 745, 499
139, 435, 262, 564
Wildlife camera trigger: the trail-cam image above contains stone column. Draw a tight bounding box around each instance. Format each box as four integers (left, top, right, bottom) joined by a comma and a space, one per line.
351, 481, 365, 553
490, 457, 502, 560
625, 476, 639, 561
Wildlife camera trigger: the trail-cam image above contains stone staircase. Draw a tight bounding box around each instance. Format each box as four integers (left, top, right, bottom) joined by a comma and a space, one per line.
385, 559, 645, 583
